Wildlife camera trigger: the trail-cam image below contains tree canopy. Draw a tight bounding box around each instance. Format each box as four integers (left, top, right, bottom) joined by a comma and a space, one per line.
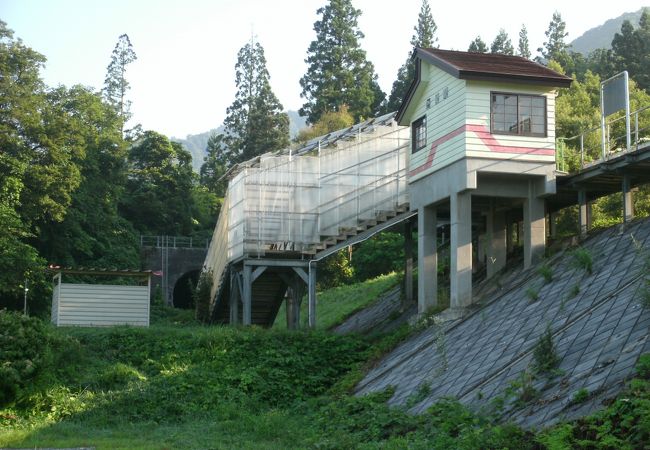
384, 0, 438, 114
299, 0, 384, 123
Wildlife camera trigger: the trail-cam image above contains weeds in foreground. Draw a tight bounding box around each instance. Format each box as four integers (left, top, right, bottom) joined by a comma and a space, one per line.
532, 324, 561, 376
571, 247, 593, 275
538, 264, 553, 283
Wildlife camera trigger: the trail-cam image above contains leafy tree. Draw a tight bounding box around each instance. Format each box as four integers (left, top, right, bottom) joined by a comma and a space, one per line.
468, 36, 488, 53
299, 0, 384, 123
518, 25, 531, 59
612, 10, 650, 91
538, 11, 570, 62
221, 39, 289, 167
384, 0, 438, 113
294, 105, 355, 144
490, 29, 514, 55
120, 131, 197, 236
0, 21, 82, 311
585, 48, 617, 80
200, 133, 229, 196
102, 34, 137, 134
36, 85, 139, 270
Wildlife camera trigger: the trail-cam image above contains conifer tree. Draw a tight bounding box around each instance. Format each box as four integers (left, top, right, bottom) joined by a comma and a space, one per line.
468, 36, 488, 53
538, 11, 569, 62
384, 0, 438, 113
517, 25, 531, 59
612, 10, 650, 91
490, 29, 514, 55
221, 39, 289, 166
103, 34, 137, 133
299, 0, 384, 124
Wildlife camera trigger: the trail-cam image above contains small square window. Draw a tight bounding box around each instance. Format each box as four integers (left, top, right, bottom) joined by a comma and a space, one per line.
412, 116, 427, 153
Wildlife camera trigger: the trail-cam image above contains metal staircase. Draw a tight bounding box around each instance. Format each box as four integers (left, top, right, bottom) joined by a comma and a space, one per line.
203, 113, 412, 327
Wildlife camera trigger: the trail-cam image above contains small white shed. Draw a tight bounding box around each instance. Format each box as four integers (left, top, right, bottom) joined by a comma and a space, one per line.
50, 267, 151, 327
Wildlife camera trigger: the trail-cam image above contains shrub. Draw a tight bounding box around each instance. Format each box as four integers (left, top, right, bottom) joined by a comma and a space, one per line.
193, 270, 212, 323
538, 264, 553, 283
0, 311, 51, 405
526, 287, 539, 302
532, 324, 560, 375
572, 387, 590, 404
571, 247, 593, 274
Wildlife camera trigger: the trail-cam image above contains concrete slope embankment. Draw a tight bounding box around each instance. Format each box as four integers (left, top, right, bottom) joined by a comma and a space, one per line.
356, 218, 650, 428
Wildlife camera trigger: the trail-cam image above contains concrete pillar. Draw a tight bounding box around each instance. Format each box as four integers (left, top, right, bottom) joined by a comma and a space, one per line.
404, 220, 414, 308
418, 205, 437, 314
549, 211, 558, 239
578, 190, 590, 237
623, 174, 634, 225
477, 232, 487, 266
524, 191, 545, 269
242, 265, 252, 325
286, 275, 304, 330
506, 218, 514, 254
487, 202, 507, 279
450, 191, 472, 308
308, 263, 317, 328
229, 270, 240, 324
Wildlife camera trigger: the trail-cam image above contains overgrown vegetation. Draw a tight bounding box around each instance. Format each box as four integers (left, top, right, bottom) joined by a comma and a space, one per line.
1, 303, 649, 449
274, 272, 400, 330
571, 247, 593, 274
532, 324, 561, 376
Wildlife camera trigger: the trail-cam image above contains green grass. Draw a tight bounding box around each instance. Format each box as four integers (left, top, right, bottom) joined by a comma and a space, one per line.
273, 271, 401, 330
2, 293, 649, 449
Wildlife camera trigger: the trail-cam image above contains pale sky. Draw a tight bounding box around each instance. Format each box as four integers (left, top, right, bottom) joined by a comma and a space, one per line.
1, 0, 647, 138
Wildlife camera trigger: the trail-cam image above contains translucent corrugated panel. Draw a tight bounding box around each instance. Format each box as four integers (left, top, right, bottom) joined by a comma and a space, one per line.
205, 121, 411, 296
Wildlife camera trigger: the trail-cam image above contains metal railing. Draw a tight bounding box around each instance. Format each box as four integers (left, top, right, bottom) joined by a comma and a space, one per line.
556, 105, 650, 172
140, 235, 210, 249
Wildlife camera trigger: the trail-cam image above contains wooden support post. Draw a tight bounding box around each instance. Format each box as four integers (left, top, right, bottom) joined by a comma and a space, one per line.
308, 263, 317, 329
404, 220, 414, 308
623, 174, 634, 225
242, 265, 252, 326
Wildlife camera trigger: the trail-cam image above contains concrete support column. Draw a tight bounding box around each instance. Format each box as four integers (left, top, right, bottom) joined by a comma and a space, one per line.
308, 263, 317, 328
286, 275, 304, 330
623, 174, 634, 225
242, 265, 252, 325
229, 270, 240, 324
418, 205, 437, 314
578, 190, 591, 237
450, 191, 472, 309
506, 218, 514, 254
524, 190, 546, 269
549, 211, 558, 239
403, 220, 414, 308
487, 202, 507, 279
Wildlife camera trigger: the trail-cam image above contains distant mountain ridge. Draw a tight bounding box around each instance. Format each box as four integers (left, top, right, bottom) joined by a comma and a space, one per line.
570, 7, 649, 55
172, 110, 307, 172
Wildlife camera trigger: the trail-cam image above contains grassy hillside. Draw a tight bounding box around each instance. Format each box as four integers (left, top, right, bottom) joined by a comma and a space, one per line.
273, 272, 401, 330
1, 296, 648, 449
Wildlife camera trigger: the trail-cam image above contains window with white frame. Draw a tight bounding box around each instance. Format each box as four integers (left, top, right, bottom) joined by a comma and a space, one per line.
412, 116, 427, 153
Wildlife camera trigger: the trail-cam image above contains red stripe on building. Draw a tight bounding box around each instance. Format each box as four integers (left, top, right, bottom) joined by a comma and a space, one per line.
409, 124, 555, 177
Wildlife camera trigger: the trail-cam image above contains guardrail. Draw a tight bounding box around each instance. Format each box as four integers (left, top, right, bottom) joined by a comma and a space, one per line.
140, 235, 210, 249
556, 105, 650, 172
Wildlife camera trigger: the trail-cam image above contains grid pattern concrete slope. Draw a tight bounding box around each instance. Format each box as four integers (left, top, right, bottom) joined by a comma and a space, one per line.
356, 218, 650, 428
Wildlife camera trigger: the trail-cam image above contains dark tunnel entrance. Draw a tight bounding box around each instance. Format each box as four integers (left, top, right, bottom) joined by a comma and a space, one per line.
173, 270, 201, 309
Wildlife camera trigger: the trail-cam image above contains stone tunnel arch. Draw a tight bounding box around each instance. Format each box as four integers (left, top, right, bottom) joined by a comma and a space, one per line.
172, 270, 201, 309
